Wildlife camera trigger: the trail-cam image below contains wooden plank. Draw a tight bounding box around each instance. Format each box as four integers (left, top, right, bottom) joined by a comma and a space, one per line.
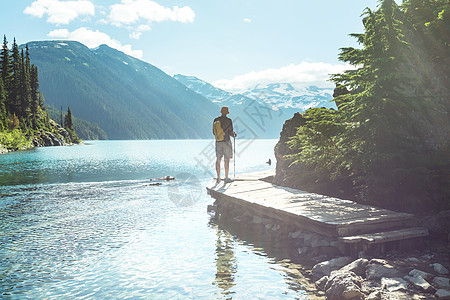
224, 183, 274, 195
210, 188, 339, 236
208, 180, 270, 194
234, 169, 275, 180
340, 227, 428, 244
280, 198, 411, 225
207, 172, 424, 240
336, 216, 414, 236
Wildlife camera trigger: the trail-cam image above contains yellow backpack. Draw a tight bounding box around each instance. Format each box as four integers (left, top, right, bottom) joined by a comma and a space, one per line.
213, 120, 225, 141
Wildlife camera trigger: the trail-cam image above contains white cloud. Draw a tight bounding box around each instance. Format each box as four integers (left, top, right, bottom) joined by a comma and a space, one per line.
47, 27, 144, 59
129, 32, 142, 40
129, 24, 151, 40
24, 0, 95, 25
137, 24, 151, 31
47, 28, 70, 37
243, 18, 251, 23
213, 62, 351, 92
108, 0, 195, 26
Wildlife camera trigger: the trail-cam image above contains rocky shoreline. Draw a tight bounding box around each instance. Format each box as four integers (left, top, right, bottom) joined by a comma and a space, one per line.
210, 200, 450, 299
312, 248, 450, 299
0, 120, 81, 154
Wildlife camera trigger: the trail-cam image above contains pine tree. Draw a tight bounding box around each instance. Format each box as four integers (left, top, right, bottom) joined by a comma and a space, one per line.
0, 77, 6, 130
9, 38, 20, 116
288, 0, 449, 211
19, 48, 31, 121
64, 106, 73, 131
0, 36, 11, 109
30, 65, 39, 128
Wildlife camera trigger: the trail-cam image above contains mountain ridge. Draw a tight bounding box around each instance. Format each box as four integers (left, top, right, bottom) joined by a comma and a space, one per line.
24, 40, 219, 140
174, 74, 336, 138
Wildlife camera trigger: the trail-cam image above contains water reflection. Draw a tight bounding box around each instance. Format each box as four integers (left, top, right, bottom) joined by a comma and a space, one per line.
0, 140, 324, 299
209, 210, 323, 299
213, 228, 237, 298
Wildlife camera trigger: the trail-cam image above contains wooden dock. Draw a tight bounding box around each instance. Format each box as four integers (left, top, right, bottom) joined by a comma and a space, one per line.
207, 170, 428, 256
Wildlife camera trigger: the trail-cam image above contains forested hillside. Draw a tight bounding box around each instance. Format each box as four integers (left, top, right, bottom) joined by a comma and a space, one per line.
26, 41, 219, 139
46, 105, 107, 140
274, 0, 449, 213
0, 36, 79, 152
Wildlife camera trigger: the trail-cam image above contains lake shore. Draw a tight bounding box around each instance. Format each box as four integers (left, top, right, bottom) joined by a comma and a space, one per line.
211, 202, 450, 299
207, 173, 450, 299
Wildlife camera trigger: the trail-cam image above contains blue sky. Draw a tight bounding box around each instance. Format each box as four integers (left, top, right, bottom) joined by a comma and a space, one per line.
1, 0, 385, 91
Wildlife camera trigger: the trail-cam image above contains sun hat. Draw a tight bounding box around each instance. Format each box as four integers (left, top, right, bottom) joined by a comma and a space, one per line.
220, 106, 230, 115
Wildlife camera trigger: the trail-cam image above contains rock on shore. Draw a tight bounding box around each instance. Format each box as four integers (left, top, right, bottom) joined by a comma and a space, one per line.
0, 119, 80, 154
314, 255, 450, 299
31, 120, 74, 147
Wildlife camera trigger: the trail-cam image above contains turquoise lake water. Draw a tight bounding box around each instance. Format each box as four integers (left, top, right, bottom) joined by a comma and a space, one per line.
0, 140, 317, 299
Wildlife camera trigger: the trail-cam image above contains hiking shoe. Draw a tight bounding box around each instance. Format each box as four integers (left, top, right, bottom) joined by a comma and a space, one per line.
216, 177, 221, 184
224, 177, 233, 183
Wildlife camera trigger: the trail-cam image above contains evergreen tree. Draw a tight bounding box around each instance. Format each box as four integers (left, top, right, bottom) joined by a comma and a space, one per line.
0, 35, 80, 149
0, 36, 11, 109
9, 38, 20, 116
19, 48, 31, 121
64, 106, 73, 131
0, 77, 6, 130
30, 65, 39, 128
38, 91, 45, 110
288, 0, 449, 212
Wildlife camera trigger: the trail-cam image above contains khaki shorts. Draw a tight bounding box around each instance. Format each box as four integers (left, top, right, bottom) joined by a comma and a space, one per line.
215, 140, 233, 159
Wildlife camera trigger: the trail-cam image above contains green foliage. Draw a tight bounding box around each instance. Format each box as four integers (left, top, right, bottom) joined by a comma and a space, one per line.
46, 104, 107, 140
64, 106, 73, 131
0, 35, 81, 151
0, 129, 31, 150
286, 0, 450, 213
7, 114, 19, 130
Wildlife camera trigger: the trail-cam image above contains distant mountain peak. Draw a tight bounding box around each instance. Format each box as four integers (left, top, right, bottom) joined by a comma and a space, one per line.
175, 75, 336, 112
26, 40, 219, 139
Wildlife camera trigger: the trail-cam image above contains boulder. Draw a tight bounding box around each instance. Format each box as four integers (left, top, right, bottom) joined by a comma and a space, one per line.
0, 145, 8, 154
315, 275, 328, 290
435, 289, 450, 299
312, 256, 353, 277
289, 229, 303, 239
381, 277, 408, 292
433, 277, 450, 290
404, 275, 433, 292
58, 127, 71, 142
408, 269, 432, 280
273, 113, 306, 187
366, 289, 381, 300
339, 258, 369, 277
366, 259, 400, 280
324, 271, 365, 300
432, 263, 450, 275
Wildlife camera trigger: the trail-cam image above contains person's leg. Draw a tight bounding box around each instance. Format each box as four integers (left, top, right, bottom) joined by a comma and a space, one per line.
224, 158, 230, 178
216, 157, 222, 179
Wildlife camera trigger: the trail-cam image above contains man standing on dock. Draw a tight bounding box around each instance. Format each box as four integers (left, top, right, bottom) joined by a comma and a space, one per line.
213, 106, 236, 183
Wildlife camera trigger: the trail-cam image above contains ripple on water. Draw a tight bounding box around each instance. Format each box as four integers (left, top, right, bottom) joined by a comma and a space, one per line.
1, 141, 317, 299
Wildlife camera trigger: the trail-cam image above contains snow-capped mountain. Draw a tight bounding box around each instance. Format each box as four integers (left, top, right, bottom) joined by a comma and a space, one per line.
174, 74, 337, 138
173, 74, 255, 107
174, 75, 336, 113
243, 83, 336, 111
